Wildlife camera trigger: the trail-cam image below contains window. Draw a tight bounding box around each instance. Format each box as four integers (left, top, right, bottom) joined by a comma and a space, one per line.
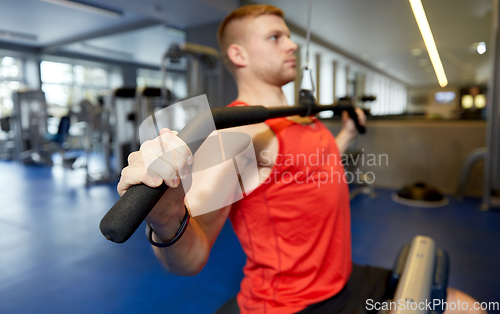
137, 68, 162, 88
435, 91, 456, 104
40, 60, 110, 108
365, 73, 407, 116
0, 56, 25, 117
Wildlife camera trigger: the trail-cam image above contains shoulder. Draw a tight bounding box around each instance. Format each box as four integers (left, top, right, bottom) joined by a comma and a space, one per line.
220, 122, 273, 145
222, 102, 279, 158
226, 100, 249, 108
224, 101, 275, 142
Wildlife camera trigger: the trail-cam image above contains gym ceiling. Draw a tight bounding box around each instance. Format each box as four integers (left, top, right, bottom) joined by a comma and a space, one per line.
0, 0, 492, 87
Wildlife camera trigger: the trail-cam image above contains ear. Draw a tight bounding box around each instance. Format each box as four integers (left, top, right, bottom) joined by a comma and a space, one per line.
227, 44, 247, 68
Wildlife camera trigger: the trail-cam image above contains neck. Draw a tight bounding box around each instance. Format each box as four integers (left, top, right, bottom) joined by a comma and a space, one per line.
235, 75, 290, 108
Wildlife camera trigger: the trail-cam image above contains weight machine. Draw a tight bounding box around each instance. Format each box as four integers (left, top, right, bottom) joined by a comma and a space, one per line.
161, 42, 223, 110
11, 90, 52, 165
0, 116, 14, 160
456, 1, 500, 209
99, 94, 449, 314
86, 42, 224, 184
98, 2, 451, 310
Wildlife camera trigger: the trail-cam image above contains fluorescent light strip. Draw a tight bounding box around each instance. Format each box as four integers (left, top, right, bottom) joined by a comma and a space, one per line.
39, 0, 122, 18
409, 0, 448, 87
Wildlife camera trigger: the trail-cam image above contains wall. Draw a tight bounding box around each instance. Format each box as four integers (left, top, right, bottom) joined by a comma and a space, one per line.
324, 119, 486, 196
407, 85, 460, 119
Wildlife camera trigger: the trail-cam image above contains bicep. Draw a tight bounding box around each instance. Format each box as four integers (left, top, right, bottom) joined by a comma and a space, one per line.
184, 165, 237, 249
182, 129, 242, 248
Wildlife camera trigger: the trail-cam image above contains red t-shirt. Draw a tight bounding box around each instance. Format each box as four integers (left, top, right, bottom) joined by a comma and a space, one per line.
227, 101, 352, 313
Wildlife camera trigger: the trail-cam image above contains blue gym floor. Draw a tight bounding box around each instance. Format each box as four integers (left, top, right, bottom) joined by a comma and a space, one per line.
0, 161, 499, 314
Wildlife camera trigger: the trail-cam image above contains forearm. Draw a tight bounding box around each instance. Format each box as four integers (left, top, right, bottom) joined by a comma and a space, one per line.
151, 218, 210, 276
335, 129, 356, 155
149, 202, 210, 276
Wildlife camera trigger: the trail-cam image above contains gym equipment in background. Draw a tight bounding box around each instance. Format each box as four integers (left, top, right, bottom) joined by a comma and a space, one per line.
81, 89, 173, 185
108, 87, 137, 177
382, 235, 448, 314
95, 42, 225, 183
161, 42, 223, 110
393, 182, 449, 208
11, 90, 52, 165
104, 87, 169, 179
483, 0, 500, 210
298, 19, 373, 199
80, 98, 115, 185
456, 147, 487, 200
457, 0, 500, 209
133, 87, 172, 145
50, 114, 80, 169
0, 116, 14, 160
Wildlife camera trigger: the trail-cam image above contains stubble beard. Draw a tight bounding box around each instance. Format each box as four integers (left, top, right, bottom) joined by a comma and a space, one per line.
260, 64, 297, 87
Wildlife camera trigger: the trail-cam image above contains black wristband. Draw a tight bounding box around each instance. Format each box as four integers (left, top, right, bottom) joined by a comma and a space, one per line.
146, 206, 190, 247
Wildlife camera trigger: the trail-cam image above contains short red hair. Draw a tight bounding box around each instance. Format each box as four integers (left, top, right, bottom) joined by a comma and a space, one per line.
217, 4, 284, 71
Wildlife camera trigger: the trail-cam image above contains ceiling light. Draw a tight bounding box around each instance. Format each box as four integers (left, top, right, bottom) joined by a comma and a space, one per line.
475, 94, 486, 108
477, 42, 486, 55
409, 0, 448, 87
39, 0, 122, 18
462, 95, 473, 109
462, 95, 474, 109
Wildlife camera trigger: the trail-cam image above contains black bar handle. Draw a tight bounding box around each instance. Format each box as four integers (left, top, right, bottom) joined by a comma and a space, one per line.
100, 106, 269, 243
100, 183, 169, 243
300, 91, 366, 135
99, 104, 366, 243
346, 107, 366, 134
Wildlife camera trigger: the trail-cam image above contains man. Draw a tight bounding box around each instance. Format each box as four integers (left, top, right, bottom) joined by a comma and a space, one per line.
118, 4, 485, 314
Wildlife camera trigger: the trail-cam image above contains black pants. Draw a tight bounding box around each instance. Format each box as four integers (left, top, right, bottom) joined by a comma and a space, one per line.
214, 264, 392, 314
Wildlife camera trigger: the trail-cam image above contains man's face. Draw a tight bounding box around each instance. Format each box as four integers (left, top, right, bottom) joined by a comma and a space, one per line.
242, 14, 298, 86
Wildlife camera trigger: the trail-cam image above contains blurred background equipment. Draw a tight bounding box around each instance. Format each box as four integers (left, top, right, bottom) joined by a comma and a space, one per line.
0, 116, 14, 159
12, 90, 52, 164
456, 0, 500, 209
104, 42, 223, 180
108, 87, 138, 178
482, 0, 500, 209
393, 182, 449, 208
161, 42, 222, 110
